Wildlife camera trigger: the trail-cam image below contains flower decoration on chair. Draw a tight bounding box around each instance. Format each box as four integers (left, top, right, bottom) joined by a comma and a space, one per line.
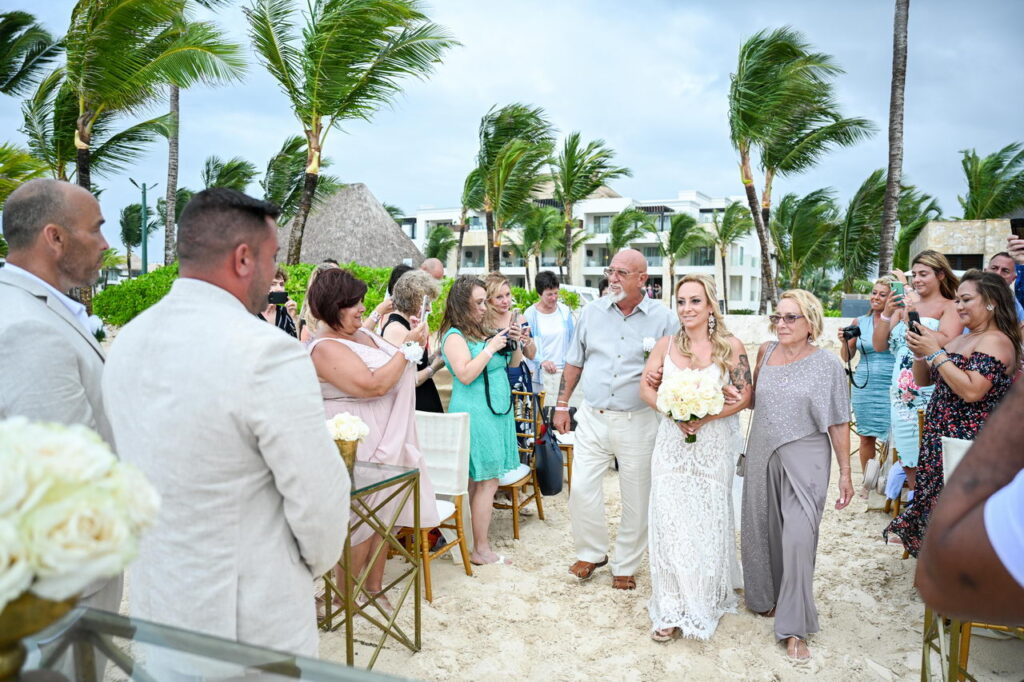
0, 417, 160, 612
655, 367, 724, 443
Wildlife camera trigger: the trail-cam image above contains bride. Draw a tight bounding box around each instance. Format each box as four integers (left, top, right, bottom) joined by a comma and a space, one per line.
640, 275, 752, 642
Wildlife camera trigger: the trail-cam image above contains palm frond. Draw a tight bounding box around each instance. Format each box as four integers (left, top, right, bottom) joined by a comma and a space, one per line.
0, 11, 62, 95
957, 143, 1024, 219
423, 223, 459, 261
894, 186, 942, 271
486, 138, 552, 230
0, 142, 48, 207
119, 202, 162, 249
770, 188, 839, 288
608, 208, 654, 254
244, 0, 302, 103
260, 134, 341, 223
706, 200, 753, 254
550, 131, 632, 207
201, 155, 258, 191
837, 169, 886, 290
90, 112, 177, 178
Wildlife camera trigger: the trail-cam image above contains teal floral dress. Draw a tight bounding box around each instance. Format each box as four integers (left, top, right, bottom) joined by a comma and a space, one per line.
441, 328, 519, 481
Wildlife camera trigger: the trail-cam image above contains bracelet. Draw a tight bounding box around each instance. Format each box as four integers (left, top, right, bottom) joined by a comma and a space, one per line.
933, 358, 953, 371
556, 400, 569, 405
370, 311, 381, 323
913, 355, 925, 362
554, 406, 570, 412
425, 366, 435, 378
925, 348, 946, 363
880, 314, 891, 322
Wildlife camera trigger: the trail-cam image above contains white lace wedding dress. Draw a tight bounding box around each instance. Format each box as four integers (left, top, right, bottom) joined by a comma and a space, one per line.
648, 357, 743, 640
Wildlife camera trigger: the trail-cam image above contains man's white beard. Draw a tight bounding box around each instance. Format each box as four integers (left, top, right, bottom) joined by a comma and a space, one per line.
607, 288, 626, 303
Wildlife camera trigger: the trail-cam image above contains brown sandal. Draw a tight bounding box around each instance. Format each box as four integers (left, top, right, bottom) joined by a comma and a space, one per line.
568, 556, 608, 581
611, 575, 636, 590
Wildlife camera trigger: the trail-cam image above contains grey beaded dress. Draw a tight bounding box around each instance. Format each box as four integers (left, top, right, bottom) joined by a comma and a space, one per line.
740, 344, 849, 641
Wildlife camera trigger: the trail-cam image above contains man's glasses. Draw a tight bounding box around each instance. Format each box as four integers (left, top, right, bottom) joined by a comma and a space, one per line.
603, 267, 634, 278
768, 314, 805, 325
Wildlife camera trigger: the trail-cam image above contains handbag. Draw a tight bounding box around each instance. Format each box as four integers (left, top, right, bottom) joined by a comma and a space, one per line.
534, 397, 564, 496
736, 342, 774, 477
862, 457, 881, 491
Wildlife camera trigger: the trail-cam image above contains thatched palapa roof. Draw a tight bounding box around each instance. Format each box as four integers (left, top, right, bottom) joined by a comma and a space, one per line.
279, 183, 423, 267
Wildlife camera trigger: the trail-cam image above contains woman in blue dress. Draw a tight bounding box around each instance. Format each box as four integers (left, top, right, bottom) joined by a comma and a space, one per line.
838, 277, 895, 493
440, 276, 521, 566
871, 250, 961, 493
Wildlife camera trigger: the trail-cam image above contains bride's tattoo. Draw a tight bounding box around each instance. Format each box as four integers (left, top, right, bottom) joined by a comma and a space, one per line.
730, 354, 752, 390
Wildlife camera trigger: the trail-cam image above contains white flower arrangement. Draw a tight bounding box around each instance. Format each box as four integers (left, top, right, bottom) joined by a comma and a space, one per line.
643, 337, 656, 359
0, 417, 160, 612
655, 367, 725, 443
399, 341, 424, 363
326, 413, 370, 442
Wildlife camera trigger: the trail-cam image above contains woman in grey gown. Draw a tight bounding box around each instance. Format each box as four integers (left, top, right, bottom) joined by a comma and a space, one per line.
741, 289, 854, 659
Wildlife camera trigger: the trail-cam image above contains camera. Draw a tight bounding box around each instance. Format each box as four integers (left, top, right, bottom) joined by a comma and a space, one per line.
841, 325, 861, 340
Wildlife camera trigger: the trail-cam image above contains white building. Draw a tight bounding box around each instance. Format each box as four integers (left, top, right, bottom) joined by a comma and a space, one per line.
399, 188, 762, 310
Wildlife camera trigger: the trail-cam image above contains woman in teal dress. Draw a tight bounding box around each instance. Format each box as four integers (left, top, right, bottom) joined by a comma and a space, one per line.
838, 277, 895, 491
872, 250, 960, 493
440, 276, 522, 566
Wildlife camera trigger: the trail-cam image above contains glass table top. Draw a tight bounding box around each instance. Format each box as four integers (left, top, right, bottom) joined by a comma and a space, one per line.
350, 462, 418, 495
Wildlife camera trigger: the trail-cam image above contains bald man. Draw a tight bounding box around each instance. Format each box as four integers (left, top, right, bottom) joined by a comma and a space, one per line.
420, 257, 444, 280
554, 249, 679, 589
0, 178, 121, 612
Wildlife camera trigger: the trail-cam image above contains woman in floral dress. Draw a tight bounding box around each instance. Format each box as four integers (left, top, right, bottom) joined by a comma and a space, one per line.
885, 270, 1019, 556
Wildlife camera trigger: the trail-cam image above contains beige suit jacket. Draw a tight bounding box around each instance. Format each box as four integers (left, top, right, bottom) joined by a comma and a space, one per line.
103, 277, 350, 657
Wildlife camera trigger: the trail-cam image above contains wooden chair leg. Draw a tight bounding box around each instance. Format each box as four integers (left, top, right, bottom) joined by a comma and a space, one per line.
510, 486, 521, 540
455, 496, 472, 576
567, 448, 573, 494
958, 622, 973, 681
421, 528, 433, 603
532, 470, 545, 520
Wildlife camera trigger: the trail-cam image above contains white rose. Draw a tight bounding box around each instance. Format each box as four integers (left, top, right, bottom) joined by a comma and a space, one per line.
0, 519, 33, 612
0, 450, 31, 517
18, 422, 116, 491
24, 491, 135, 602
94, 463, 161, 531
643, 337, 656, 354
326, 413, 370, 442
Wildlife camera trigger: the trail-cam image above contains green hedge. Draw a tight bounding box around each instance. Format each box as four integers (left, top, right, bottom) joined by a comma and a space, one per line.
94, 263, 581, 329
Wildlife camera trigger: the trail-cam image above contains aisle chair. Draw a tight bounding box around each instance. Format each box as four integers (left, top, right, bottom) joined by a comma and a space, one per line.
410, 410, 473, 602
921, 436, 1024, 681
493, 390, 545, 539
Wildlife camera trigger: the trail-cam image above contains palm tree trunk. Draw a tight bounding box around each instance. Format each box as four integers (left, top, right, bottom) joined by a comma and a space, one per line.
741, 153, 776, 313
287, 172, 319, 265
760, 167, 776, 228
126, 245, 133, 280
562, 204, 574, 284
163, 85, 180, 265
720, 246, 729, 313
76, 147, 90, 191
878, 0, 909, 277
486, 210, 499, 273
534, 254, 541, 279
455, 224, 466, 273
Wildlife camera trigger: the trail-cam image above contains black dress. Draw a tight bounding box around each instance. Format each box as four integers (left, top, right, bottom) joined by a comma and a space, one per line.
382, 313, 444, 413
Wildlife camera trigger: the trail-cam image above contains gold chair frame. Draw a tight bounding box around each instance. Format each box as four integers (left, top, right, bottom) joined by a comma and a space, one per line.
493, 390, 546, 539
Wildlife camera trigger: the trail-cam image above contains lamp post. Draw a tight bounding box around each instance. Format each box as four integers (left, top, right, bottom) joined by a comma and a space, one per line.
129, 178, 158, 276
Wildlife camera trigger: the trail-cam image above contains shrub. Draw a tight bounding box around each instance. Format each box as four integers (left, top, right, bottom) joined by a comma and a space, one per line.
727, 308, 755, 315
93, 263, 180, 326
823, 309, 842, 317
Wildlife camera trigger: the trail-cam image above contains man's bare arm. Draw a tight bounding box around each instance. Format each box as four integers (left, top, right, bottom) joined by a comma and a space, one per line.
557, 364, 582, 405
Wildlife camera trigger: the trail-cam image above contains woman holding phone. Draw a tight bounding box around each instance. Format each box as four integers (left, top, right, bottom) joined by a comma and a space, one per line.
483, 272, 536, 390
872, 250, 961, 494
382, 270, 446, 412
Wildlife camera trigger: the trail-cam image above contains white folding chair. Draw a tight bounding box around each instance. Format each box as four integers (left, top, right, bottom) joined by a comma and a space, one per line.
413, 411, 473, 602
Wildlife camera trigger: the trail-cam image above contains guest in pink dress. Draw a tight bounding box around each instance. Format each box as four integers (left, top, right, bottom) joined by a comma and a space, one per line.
307, 269, 440, 606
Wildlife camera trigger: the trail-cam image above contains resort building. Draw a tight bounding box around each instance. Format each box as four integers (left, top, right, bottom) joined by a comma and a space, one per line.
399, 188, 763, 310
909, 219, 1015, 275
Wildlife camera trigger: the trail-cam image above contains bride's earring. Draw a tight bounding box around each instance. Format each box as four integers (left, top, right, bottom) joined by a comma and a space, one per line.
986, 304, 994, 311
708, 315, 716, 334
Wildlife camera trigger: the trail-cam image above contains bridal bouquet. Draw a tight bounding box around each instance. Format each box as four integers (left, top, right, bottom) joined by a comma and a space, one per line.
656, 368, 725, 443
0, 417, 160, 612
326, 413, 369, 442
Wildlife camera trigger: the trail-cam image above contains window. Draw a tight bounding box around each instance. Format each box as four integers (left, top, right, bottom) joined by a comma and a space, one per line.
729, 275, 743, 301
643, 246, 662, 266
468, 216, 483, 231
945, 254, 983, 271
730, 245, 744, 267
689, 246, 714, 266
592, 215, 612, 234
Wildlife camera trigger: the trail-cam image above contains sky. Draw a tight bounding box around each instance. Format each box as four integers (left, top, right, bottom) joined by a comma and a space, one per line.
2, 0, 1022, 264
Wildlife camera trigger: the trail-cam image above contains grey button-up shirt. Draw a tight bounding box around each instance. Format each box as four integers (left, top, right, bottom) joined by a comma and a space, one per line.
565, 294, 679, 411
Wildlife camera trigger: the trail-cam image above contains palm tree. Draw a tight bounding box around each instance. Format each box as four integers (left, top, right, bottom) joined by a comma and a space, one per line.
465, 103, 554, 271
163, 1, 245, 265
505, 204, 563, 282
119, 203, 160, 280
0, 141, 47, 206
201, 155, 258, 192
246, 0, 457, 264
894, 186, 941, 271
837, 169, 887, 292
770, 189, 839, 290
260, 135, 341, 224
650, 212, 712, 302
453, 174, 476, 273
99, 247, 127, 287
705, 201, 753, 311
878, 0, 911, 277
63, 0, 245, 191
557, 222, 590, 284
550, 131, 632, 283
382, 203, 404, 222
608, 208, 653, 256
21, 69, 176, 184
729, 27, 848, 312
0, 11, 61, 96
423, 224, 458, 263
957, 143, 1024, 219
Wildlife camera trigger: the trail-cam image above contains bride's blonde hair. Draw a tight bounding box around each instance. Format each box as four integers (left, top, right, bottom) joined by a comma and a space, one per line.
674, 274, 733, 375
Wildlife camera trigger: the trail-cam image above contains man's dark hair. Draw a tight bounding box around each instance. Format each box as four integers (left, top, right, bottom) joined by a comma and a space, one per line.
598, 277, 609, 297
535, 270, 559, 295
322, 258, 339, 265
2, 179, 71, 251
991, 251, 1013, 261
177, 188, 281, 266
307, 268, 368, 330
387, 263, 413, 295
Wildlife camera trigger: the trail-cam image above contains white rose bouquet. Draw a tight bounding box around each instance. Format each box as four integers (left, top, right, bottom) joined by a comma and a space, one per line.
655, 367, 725, 443
326, 413, 369, 442
0, 417, 160, 612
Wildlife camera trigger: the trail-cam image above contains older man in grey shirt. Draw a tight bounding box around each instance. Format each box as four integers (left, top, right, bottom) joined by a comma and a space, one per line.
553, 248, 679, 590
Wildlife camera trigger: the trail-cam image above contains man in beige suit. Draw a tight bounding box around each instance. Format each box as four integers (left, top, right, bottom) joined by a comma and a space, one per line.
103, 188, 350, 659
0, 178, 122, 613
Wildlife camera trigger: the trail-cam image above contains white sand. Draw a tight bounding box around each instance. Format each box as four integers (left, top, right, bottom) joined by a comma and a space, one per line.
318, 454, 1024, 680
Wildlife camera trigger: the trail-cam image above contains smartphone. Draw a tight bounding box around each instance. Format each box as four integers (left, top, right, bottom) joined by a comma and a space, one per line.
268, 291, 288, 305
890, 281, 905, 301
418, 295, 428, 323
1011, 218, 1024, 240
907, 310, 921, 334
